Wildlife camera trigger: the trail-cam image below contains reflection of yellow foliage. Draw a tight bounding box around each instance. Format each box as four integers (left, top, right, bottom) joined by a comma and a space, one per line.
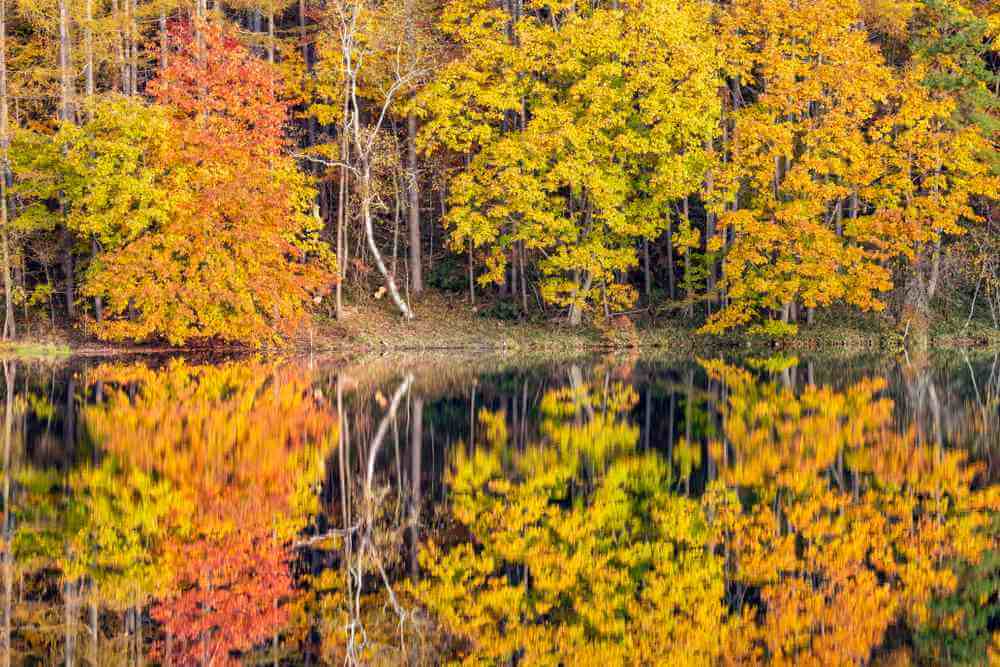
67, 461, 187, 608
419, 361, 999, 665
703, 360, 999, 666
414, 376, 737, 665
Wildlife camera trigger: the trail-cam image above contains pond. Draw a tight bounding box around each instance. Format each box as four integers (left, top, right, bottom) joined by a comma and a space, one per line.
0, 351, 998, 665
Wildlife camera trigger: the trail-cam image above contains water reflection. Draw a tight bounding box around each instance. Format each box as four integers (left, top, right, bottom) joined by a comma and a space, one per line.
0, 353, 996, 665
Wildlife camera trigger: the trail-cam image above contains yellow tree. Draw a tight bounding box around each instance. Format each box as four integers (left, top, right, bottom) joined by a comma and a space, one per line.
419, 0, 720, 324
705, 0, 897, 334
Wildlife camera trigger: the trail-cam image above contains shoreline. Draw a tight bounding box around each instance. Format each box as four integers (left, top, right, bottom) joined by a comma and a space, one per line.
0, 291, 997, 358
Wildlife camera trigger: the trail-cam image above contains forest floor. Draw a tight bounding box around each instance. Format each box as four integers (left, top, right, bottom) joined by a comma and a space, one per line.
1, 289, 997, 357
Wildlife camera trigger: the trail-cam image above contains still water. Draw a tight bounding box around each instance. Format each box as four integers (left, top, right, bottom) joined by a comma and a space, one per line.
0, 351, 998, 666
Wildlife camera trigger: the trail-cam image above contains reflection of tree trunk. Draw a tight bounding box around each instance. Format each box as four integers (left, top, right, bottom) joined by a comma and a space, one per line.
410, 397, 422, 579
89, 588, 98, 666
64, 376, 75, 453
64, 579, 75, 666
134, 600, 143, 667
469, 383, 476, 453
569, 365, 594, 421
643, 385, 651, 450
365, 375, 412, 495
1, 361, 13, 667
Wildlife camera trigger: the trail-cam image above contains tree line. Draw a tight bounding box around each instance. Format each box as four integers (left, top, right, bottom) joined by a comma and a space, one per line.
0, 0, 998, 345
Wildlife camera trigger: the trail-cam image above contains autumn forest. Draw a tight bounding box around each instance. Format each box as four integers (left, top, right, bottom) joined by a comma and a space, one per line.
0, 0, 997, 347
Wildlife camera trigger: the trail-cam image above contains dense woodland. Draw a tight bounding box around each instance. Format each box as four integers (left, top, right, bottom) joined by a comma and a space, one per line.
0, 0, 999, 345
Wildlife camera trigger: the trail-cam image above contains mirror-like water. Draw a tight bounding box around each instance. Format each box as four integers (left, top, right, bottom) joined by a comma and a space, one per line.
0, 352, 998, 665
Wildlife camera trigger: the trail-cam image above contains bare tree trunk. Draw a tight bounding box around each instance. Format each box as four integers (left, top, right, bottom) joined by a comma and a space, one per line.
683, 197, 693, 318
706, 163, 716, 310
62, 229, 75, 319
568, 272, 592, 326
112, 0, 124, 92
84, 0, 103, 323
666, 219, 675, 300
0, 0, 14, 340
159, 9, 168, 70
407, 114, 422, 294
340, 0, 415, 319
58, 0, 76, 321
129, 0, 137, 94
642, 238, 651, 303
468, 240, 475, 307
84, 0, 94, 102
59, 0, 75, 122
519, 241, 528, 312
335, 130, 347, 319
267, 1, 275, 67
360, 170, 413, 319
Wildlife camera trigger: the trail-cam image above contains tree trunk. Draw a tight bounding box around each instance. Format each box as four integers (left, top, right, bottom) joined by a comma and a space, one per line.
0, 0, 14, 339
406, 113, 422, 294
59, 0, 74, 122
91, 240, 102, 322
112, 0, 124, 92
129, 0, 137, 94
519, 241, 528, 312
568, 272, 592, 326
159, 10, 168, 71
84, 0, 94, 102
666, 219, 675, 300
468, 239, 475, 307
361, 169, 413, 319
683, 197, 693, 318
335, 135, 347, 319
267, 2, 275, 68
62, 229, 75, 319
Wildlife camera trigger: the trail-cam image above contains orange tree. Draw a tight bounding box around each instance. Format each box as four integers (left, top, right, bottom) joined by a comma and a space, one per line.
85, 22, 332, 346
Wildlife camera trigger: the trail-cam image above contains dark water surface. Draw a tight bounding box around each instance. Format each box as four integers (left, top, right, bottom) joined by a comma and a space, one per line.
0, 351, 998, 665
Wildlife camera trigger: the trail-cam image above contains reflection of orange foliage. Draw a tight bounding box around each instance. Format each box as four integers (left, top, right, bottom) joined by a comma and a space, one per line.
150, 528, 294, 667
84, 358, 334, 536
83, 359, 335, 662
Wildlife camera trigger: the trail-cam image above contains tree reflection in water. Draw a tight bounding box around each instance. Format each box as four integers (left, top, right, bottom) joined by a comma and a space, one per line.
0, 353, 995, 665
